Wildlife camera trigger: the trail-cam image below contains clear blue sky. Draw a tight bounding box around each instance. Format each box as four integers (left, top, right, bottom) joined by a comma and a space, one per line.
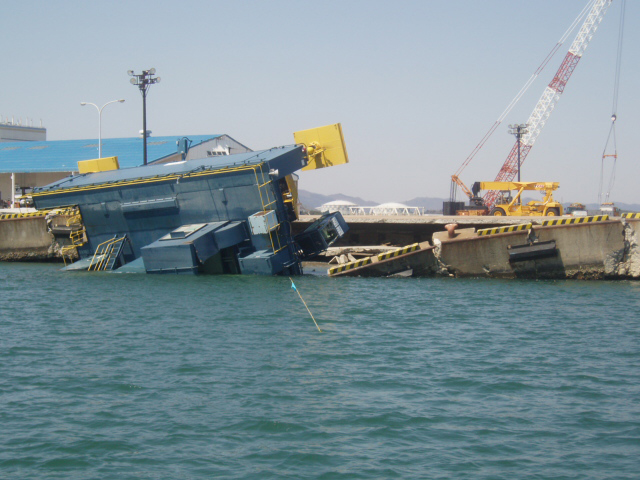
3, 0, 638, 204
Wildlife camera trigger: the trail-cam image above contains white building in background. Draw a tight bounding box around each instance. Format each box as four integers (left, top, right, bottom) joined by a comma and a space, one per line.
371, 203, 424, 215
349, 206, 373, 215
0, 117, 46, 142
319, 200, 424, 216
318, 200, 358, 215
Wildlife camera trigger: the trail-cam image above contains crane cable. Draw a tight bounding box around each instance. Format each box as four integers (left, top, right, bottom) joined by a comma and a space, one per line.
451, 0, 596, 201
599, 0, 625, 205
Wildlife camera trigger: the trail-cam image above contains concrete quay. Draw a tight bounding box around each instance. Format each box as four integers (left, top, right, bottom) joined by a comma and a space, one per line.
324, 215, 640, 280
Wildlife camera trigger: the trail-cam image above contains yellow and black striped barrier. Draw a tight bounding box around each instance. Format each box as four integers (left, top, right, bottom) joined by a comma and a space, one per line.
377, 243, 420, 261
328, 257, 372, 276
0, 210, 49, 221
622, 212, 640, 219
0, 207, 79, 221
542, 215, 609, 227
328, 243, 422, 276
477, 223, 532, 236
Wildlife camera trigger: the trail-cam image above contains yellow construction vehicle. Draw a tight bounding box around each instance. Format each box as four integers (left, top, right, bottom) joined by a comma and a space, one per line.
471, 181, 563, 216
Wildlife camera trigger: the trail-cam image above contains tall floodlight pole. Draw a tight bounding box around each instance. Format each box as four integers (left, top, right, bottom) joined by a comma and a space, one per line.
508, 124, 529, 183
128, 69, 161, 165
80, 99, 125, 158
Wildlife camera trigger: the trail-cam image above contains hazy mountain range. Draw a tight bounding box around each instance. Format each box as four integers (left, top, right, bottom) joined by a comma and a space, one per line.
298, 189, 640, 213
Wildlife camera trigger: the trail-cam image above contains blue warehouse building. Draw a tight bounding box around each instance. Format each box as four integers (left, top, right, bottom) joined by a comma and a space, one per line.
0, 134, 251, 206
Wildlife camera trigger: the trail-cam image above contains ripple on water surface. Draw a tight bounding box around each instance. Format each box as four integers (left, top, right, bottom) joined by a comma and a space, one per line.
1, 264, 639, 479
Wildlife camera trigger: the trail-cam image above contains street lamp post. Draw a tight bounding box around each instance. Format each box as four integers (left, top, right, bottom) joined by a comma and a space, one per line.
80, 99, 125, 158
128, 69, 161, 165
508, 124, 529, 183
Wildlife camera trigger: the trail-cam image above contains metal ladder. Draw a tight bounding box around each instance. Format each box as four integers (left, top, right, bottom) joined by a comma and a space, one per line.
88, 235, 127, 271
253, 165, 284, 253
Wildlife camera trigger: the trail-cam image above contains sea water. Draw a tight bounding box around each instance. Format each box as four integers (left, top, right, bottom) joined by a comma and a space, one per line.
1, 262, 639, 479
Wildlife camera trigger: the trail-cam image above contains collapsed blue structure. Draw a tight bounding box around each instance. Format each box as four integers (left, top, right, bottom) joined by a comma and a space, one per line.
32, 145, 347, 275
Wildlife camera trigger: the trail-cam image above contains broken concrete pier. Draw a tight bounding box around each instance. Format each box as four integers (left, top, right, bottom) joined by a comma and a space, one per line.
322, 215, 640, 280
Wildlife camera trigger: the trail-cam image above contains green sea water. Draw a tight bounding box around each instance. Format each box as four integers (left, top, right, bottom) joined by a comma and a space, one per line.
1, 262, 639, 479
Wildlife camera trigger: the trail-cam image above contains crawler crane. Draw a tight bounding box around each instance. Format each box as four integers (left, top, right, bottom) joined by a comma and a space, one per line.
447, 0, 613, 214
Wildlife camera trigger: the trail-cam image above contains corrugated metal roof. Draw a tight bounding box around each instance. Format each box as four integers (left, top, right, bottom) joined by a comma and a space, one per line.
33, 145, 302, 193
0, 135, 220, 173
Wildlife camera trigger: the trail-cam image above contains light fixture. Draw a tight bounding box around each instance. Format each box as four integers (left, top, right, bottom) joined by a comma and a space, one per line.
128, 68, 160, 165
508, 124, 529, 184
79, 99, 126, 158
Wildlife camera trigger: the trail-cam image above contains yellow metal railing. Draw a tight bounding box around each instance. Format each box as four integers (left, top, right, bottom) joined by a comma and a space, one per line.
70, 228, 85, 245
61, 226, 87, 266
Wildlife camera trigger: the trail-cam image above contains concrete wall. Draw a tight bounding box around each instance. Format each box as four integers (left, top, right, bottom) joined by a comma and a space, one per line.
434, 220, 637, 279
534, 221, 625, 278
0, 217, 57, 261
435, 230, 530, 278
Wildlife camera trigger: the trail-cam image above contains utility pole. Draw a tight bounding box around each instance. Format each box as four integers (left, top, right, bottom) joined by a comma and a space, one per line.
128, 69, 161, 165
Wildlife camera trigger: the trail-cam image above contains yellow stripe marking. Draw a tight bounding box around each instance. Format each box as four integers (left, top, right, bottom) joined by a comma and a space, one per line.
0, 207, 81, 221
376, 243, 420, 261
330, 243, 422, 275
477, 223, 532, 236
31, 163, 264, 198
0, 210, 49, 220
622, 212, 640, 219
541, 215, 609, 227
328, 256, 372, 276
